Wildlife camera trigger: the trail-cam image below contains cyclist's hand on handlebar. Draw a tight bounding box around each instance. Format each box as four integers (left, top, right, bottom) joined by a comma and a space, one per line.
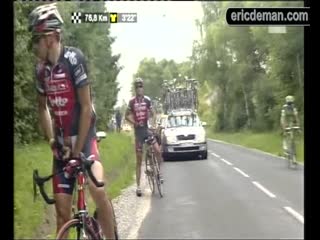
49, 139, 71, 160
62, 146, 71, 160
135, 121, 144, 127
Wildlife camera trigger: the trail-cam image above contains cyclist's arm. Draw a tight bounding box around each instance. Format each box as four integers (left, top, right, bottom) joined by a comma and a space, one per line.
36, 64, 54, 143
68, 48, 92, 157
73, 85, 92, 157
280, 109, 286, 130
38, 94, 54, 142
125, 106, 135, 125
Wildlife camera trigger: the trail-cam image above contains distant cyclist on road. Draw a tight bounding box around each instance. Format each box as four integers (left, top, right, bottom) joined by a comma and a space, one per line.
125, 78, 163, 197
280, 95, 300, 153
29, 3, 115, 238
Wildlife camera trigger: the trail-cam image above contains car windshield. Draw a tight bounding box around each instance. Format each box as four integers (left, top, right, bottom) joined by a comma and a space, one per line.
167, 115, 201, 128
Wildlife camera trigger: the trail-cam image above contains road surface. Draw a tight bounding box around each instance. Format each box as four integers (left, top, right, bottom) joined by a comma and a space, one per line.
137, 139, 304, 239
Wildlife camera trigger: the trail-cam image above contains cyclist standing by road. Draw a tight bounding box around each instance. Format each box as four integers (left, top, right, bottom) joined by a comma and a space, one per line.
125, 78, 163, 197
280, 95, 300, 153
29, 3, 115, 238
115, 109, 122, 133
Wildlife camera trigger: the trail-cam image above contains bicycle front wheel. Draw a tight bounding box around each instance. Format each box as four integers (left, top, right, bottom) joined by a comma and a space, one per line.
152, 154, 163, 198
56, 218, 99, 240
145, 152, 155, 193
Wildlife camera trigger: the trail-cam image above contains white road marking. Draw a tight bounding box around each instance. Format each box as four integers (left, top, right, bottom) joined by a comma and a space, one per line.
283, 206, 304, 224
233, 167, 250, 177
252, 181, 276, 198
220, 158, 233, 166
211, 152, 221, 158
208, 138, 304, 166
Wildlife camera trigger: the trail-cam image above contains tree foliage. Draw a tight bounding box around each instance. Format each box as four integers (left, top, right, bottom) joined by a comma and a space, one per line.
133, 1, 304, 133
190, 1, 304, 132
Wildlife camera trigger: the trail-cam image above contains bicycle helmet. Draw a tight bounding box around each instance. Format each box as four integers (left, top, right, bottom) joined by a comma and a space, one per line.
29, 3, 64, 35
134, 77, 143, 86
285, 95, 294, 103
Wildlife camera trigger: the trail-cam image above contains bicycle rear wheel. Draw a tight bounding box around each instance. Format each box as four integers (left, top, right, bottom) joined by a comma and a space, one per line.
56, 218, 99, 240
152, 154, 163, 198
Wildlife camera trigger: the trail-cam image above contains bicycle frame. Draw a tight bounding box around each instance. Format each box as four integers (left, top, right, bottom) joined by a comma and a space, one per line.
76, 170, 87, 215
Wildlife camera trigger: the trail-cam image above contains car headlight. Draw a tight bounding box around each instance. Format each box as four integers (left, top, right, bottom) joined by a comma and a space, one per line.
196, 133, 206, 143
166, 135, 177, 144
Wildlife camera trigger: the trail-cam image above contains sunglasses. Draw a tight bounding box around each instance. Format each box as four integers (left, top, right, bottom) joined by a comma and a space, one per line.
135, 85, 143, 89
32, 35, 43, 44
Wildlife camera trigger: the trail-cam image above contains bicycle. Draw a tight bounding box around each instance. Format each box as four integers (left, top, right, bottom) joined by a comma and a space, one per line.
283, 126, 300, 169
33, 138, 118, 239
143, 129, 164, 198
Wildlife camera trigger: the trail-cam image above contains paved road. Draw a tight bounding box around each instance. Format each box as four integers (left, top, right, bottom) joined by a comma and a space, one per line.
137, 139, 304, 239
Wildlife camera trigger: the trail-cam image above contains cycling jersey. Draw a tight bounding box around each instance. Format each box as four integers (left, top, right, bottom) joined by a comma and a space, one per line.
281, 104, 298, 127
127, 95, 152, 126
35, 46, 96, 139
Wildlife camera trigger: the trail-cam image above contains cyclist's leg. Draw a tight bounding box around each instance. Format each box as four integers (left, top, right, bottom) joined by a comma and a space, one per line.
83, 137, 116, 239
134, 129, 144, 195
52, 159, 74, 236
283, 132, 288, 153
152, 140, 162, 167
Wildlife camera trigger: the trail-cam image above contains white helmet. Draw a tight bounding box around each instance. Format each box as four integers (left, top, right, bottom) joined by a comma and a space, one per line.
285, 95, 294, 103
29, 3, 64, 35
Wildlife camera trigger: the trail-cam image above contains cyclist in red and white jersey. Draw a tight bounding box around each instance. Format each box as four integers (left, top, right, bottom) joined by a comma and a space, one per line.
29, 3, 115, 238
125, 78, 163, 197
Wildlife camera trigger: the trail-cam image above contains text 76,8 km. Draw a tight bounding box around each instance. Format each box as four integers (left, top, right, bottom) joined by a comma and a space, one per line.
84, 13, 109, 23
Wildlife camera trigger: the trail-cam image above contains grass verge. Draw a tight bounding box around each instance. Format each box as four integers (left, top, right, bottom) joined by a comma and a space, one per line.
14, 132, 136, 239
206, 130, 304, 163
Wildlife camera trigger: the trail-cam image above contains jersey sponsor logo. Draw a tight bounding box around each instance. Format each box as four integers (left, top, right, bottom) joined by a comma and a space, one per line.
75, 73, 88, 85
46, 81, 70, 93
134, 105, 147, 112
57, 184, 70, 188
49, 96, 69, 107
64, 50, 78, 65
54, 110, 68, 116
74, 64, 85, 78
53, 73, 66, 79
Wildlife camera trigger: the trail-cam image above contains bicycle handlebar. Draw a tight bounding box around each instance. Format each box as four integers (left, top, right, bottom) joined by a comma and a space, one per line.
33, 154, 104, 205
33, 169, 56, 204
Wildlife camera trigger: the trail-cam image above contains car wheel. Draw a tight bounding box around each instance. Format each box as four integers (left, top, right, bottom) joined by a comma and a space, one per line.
200, 151, 207, 160
162, 153, 168, 161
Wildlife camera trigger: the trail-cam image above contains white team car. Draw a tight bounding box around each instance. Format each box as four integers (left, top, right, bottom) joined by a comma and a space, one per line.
161, 109, 207, 160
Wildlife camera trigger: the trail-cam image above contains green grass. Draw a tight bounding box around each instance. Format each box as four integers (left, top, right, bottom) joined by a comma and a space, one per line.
207, 130, 304, 163
14, 132, 136, 239
14, 141, 53, 239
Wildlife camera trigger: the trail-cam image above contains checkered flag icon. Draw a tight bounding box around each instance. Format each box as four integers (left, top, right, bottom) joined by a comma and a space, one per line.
71, 12, 82, 24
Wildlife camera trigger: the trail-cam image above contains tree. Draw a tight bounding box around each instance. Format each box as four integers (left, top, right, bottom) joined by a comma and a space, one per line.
190, 1, 304, 132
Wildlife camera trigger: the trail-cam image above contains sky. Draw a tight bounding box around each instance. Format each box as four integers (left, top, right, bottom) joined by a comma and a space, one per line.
105, 2, 204, 107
